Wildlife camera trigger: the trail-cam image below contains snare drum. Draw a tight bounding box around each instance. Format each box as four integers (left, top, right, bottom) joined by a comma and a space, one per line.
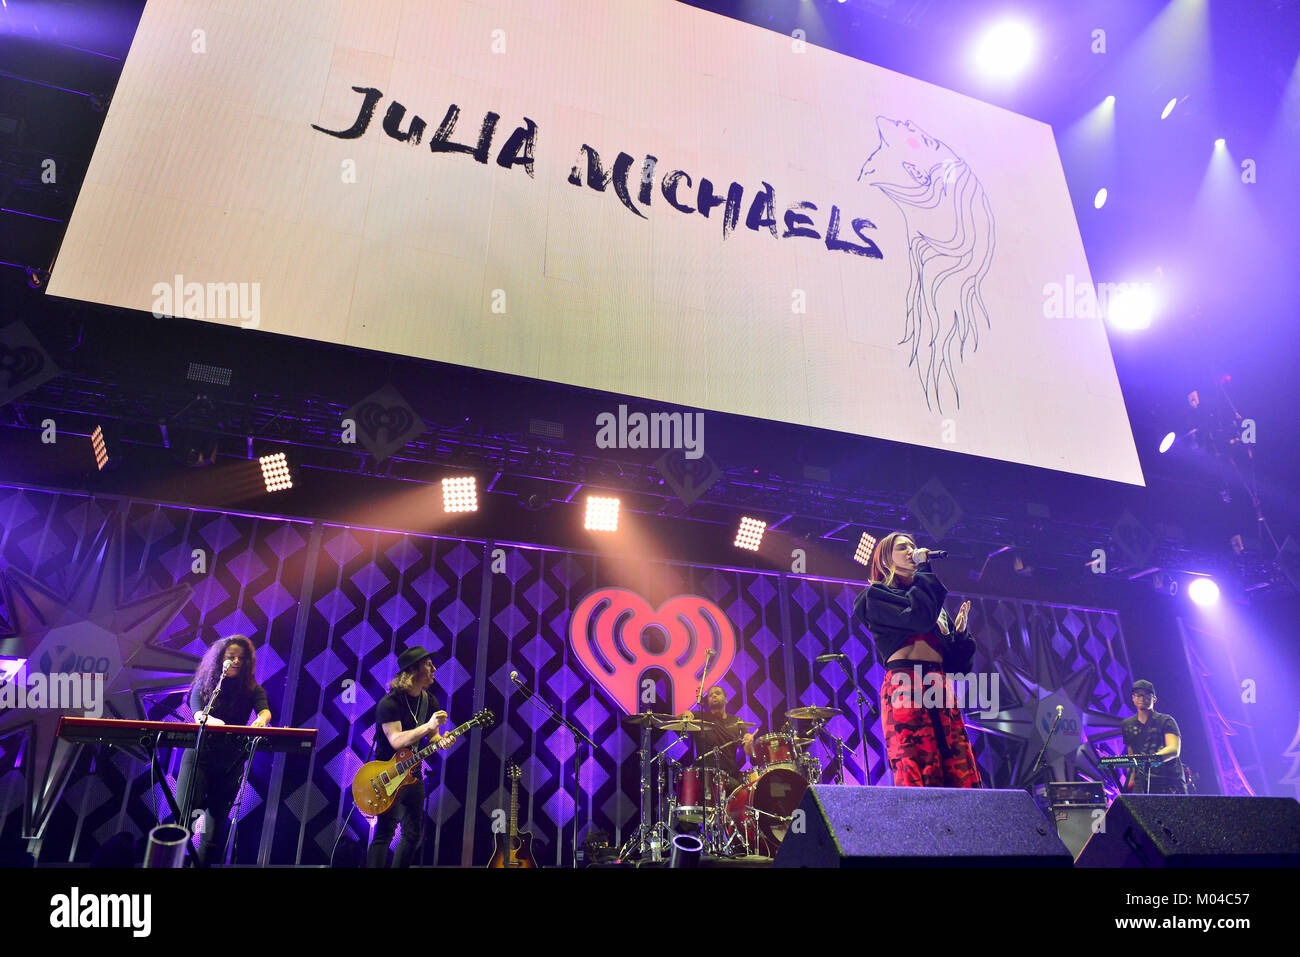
754, 732, 796, 768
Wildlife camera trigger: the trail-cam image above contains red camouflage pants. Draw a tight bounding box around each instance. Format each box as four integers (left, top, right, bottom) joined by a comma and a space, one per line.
880, 661, 983, 788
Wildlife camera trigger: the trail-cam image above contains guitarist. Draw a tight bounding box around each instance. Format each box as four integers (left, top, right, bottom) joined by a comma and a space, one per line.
366, 646, 458, 867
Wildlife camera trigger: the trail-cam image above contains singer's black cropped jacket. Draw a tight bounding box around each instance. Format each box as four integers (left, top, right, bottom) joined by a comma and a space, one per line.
852, 561, 976, 673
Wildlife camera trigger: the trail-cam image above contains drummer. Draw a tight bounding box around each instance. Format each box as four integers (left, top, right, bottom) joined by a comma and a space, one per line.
678, 686, 758, 792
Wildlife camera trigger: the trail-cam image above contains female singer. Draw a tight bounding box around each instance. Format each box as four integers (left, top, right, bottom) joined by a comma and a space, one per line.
178, 635, 271, 865
853, 533, 982, 788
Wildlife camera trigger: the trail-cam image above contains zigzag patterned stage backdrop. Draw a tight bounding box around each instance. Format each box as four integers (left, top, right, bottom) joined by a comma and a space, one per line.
1, 485, 1142, 865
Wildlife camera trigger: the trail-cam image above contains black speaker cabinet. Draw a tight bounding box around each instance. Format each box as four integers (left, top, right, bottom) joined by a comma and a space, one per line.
772, 785, 1073, 867
1075, 795, 1300, 867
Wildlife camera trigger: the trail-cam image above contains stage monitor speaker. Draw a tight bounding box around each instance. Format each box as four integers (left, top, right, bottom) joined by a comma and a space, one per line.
1075, 795, 1300, 867
772, 785, 1073, 867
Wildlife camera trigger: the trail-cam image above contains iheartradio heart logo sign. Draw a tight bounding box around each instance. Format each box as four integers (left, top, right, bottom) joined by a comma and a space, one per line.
568, 588, 737, 716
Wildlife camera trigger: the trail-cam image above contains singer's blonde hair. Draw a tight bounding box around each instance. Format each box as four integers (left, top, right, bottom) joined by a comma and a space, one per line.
867, 532, 916, 589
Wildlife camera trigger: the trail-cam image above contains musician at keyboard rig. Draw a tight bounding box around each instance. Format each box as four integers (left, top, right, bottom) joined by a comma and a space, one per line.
1119, 679, 1187, 795
180, 635, 273, 865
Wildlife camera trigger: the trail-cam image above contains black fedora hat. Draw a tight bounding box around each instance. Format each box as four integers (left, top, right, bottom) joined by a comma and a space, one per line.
397, 646, 433, 672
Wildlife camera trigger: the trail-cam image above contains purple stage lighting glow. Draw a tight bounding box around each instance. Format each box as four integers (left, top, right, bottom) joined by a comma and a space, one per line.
1094, 188, 1108, 209
972, 20, 1036, 80
1188, 578, 1220, 606
1161, 97, 1178, 119
1159, 431, 1177, 453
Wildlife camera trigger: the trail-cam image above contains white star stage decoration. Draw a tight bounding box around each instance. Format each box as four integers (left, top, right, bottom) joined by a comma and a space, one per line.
0, 513, 196, 840
952, 607, 1130, 792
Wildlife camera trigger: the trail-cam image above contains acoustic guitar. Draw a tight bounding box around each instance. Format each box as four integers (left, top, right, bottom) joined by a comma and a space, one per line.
352, 709, 494, 816
487, 763, 538, 868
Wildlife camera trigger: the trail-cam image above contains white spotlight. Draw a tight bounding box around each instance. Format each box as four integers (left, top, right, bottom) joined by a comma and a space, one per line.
1188, 578, 1220, 606
972, 20, 1037, 80
441, 476, 478, 513
259, 452, 293, 492
1094, 187, 1108, 209
584, 496, 620, 532
853, 532, 878, 567
1158, 432, 1177, 454
1161, 97, 1178, 120
734, 517, 766, 551
1214, 138, 1226, 150
1107, 285, 1155, 331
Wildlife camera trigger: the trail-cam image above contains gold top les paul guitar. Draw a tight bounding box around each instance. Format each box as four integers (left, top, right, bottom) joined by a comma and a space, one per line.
352, 709, 494, 816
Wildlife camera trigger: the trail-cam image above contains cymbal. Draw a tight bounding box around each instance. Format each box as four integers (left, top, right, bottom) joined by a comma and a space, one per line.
659, 718, 708, 732
786, 706, 840, 720
794, 738, 814, 747
622, 713, 664, 727
735, 718, 759, 728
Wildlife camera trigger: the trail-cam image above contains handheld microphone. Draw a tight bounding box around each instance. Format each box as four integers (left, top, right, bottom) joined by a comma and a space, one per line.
925, 549, 949, 560
815, 654, 847, 662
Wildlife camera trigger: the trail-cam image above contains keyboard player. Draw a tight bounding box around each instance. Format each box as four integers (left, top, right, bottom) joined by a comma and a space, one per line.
179, 635, 272, 865
1119, 679, 1187, 795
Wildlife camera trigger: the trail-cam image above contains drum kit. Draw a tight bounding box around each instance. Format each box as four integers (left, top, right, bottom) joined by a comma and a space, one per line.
619, 705, 844, 861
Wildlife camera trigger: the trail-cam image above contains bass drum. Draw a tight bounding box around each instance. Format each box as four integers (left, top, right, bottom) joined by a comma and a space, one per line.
724, 766, 809, 856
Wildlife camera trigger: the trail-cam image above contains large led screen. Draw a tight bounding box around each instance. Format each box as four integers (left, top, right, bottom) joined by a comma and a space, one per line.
48, 0, 1144, 485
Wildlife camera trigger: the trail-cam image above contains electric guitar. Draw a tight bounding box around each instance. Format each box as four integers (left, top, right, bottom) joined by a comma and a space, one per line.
351, 709, 494, 816
487, 763, 538, 868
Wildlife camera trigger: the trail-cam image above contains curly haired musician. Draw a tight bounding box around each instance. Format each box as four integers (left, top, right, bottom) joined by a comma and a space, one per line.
1120, 679, 1187, 794
179, 635, 271, 866
367, 646, 456, 867
853, 533, 982, 788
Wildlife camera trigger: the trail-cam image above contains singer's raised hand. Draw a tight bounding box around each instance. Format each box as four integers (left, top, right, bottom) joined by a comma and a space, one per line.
913, 547, 930, 564
954, 600, 970, 633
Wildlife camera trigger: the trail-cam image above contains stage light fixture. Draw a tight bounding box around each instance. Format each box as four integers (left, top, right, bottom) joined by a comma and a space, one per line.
1158, 431, 1177, 453
1107, 285, 1154, 331
1188, 577, 1219, 606
259, 452, 293, 492
90, 426, 109, 471
584, 495, 620, 531
854, 532, 878, 566
1094, 187, 1108, 209
1103, 95, 1115, 107
186, 362, 233, 387
734, 517, 766, 551
441, 476, 478, 513
1161, 97, 1178, 120
972, 20, 1036, 80
1214, 138, 1225, 149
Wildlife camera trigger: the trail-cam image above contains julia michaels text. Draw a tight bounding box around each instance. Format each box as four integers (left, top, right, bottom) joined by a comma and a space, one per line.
314, 86, 885, 258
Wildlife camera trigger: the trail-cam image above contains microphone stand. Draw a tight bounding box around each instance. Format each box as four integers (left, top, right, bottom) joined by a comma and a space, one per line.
180, 666, 229, 843
1027, 710, 1062, 796
512, 677, 595, 869
829, 656, 874, 786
